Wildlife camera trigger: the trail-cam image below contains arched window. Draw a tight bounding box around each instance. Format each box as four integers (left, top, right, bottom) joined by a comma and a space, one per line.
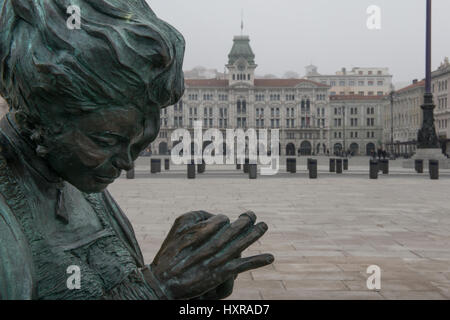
248, 74, 250, 80
306, 99, 310, 112
301, 100, 305, 112
242, 100, 247, 113
232, 74, 235, 80
237, 100, 241, 113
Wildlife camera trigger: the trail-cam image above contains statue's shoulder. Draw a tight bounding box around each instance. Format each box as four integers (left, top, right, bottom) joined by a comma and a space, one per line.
0, 132, 36, 299
0, 191, 35, 300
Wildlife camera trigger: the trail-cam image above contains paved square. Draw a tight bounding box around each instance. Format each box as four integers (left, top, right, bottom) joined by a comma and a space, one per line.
108, 157, 450, 300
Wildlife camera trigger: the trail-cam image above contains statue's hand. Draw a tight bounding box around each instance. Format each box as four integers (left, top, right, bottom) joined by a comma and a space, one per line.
149, 210, 273, 300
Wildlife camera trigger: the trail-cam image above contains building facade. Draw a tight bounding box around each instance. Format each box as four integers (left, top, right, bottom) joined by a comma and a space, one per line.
432, 57, 450, 153
383, 80, 424, 156
330, 95, 385, 156
306, 66, 393, 97
381, 58, 450, 156
152, 34, 386, 157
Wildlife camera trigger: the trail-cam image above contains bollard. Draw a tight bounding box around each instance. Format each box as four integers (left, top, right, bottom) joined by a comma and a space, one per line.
370, 160, 378, 179
197, 160, 206, 174
287, 158, 296, 173
309, 159, 317, 179
290, 158, 297, 173
415, 159, 424, 173
429, 160, 439, 180
249, 164, 257, 179
336, 159, 343, 174
381, 159, 389, 174
164, 158, 170, 170
126, 168, 135, 179
151, 159, 161, 173
243, 158, 250, 173
187, 161, 196, 179
343, 159, 348, 171
329, 158, 336, 172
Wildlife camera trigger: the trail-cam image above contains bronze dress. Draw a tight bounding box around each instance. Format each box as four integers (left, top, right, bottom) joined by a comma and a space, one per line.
0, 114, 159, 299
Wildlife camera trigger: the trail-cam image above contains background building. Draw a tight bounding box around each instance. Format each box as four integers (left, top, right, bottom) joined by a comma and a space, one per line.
383, 80, 424, 156
154, 34, 331, 156
306, 66, 393, 97
153, 33, 387, 157
382, 58, 449, 157
432, 57, 450, 154
330, 95, 386, 156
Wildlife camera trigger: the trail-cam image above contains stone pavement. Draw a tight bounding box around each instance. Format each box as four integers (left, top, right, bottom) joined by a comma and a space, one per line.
108, 157, 450, 300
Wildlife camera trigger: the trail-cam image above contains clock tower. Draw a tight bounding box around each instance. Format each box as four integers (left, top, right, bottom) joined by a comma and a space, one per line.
226, 35, 257, 86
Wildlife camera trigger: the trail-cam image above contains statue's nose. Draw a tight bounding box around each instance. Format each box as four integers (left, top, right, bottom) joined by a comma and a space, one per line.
112, 155, 134, 172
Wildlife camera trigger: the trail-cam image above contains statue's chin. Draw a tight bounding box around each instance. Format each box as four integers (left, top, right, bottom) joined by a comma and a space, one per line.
66, 178, 111, 194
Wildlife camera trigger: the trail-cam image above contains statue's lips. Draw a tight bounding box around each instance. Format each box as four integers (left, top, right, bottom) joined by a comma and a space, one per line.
93, 174, 118, 184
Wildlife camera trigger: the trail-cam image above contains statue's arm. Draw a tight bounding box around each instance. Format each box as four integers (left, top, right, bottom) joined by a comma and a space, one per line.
0, 196, 35, 300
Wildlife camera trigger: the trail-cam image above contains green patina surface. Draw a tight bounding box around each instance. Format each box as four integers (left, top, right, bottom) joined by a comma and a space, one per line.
0, 0, 185, 299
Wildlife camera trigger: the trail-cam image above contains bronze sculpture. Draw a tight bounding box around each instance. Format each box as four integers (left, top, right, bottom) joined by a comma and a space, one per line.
0, 0, 273, 299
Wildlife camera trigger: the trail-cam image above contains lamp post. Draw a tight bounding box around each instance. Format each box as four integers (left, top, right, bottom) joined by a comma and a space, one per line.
417, 0, 439, 149
389, 85, 395, 157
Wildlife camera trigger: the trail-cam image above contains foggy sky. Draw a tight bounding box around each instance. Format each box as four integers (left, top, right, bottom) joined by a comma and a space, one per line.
147, 0, 450, 86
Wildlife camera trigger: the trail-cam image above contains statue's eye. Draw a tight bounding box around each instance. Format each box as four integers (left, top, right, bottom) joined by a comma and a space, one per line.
90, 134, 119, 147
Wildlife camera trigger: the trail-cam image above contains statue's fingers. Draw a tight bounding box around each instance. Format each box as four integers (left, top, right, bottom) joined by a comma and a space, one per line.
224, 254, 274, 275
170, 212, 256, 272
209, 222, 269, 268
173, 210, 215, 234
176, 214, 230, 250
153, 211, 217, 264
166, 215, 230, 273
205, 212, 257, 249
165, 211, 215, 242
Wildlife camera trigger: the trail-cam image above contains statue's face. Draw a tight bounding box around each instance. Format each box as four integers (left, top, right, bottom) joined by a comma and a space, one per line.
45, 107, 159, 193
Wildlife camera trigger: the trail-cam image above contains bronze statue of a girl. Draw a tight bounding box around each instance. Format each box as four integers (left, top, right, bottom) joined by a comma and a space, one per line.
0, 0, 273, 300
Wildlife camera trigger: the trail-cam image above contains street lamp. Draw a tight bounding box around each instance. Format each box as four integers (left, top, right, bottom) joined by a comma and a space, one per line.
417, 0, 439, 149
389, 84, 395, 158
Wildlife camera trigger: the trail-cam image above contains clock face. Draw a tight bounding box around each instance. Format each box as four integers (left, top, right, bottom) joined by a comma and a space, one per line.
238, 64, 245, 71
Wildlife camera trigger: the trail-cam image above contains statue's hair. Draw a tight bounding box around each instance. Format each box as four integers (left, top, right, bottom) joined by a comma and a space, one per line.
0, 0, 185, 122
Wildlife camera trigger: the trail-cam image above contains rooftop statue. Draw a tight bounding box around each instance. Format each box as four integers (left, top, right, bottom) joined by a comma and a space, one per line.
0, 0, 273, 300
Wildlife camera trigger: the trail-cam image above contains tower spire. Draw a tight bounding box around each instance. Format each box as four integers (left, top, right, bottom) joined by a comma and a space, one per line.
241, 10, 244, 35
